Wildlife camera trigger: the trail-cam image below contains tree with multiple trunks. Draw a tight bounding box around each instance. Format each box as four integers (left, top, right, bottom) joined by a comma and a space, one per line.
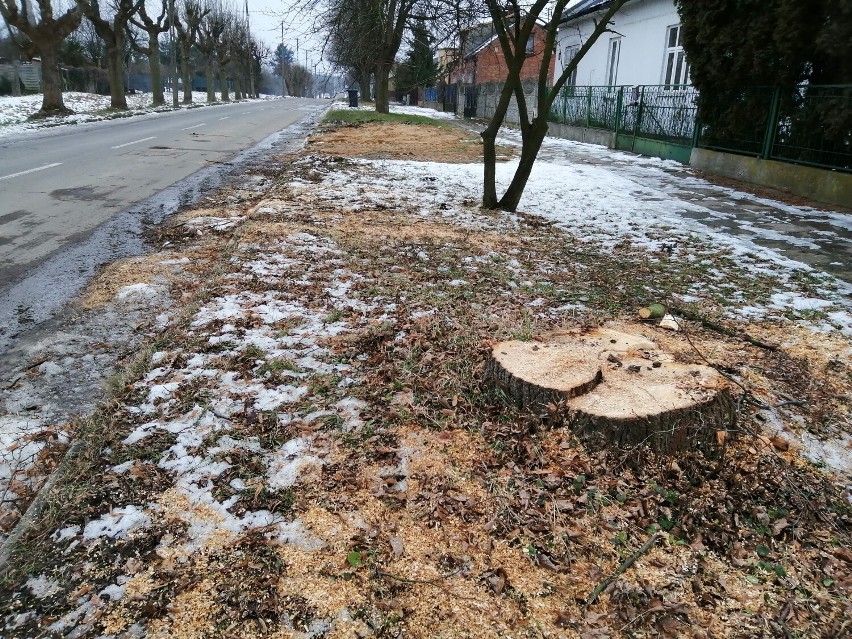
128, 0, 169, 105
0, 0, 82, 115
75, 0, 146, 109
172, 0, 206, 102
478, 0, 627, 211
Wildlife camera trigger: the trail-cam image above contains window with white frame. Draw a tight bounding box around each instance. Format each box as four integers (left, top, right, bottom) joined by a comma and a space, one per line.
563, 45, 580, 86
605, 37, 621, 87
663, 25, 689, 87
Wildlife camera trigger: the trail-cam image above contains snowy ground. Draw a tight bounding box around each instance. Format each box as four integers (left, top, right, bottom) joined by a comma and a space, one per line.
1, 106, 850, 638
0, 91, 282, 138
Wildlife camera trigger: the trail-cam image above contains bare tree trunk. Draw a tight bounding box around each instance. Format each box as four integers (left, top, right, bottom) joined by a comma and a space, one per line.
233, 77, 242, 100
357, 70, 371, 101
180, 41, 192, 103
375, 60, 390, 113
149, 32, 164, 106
219, 70, 229, 101
106, 36, 128, 109
498, 119, 549, 211
205, 59, 215, 102
481, 78, 520, 208
35, 43, 71, 115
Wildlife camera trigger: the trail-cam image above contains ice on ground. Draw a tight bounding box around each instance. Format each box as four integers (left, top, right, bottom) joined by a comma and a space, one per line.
117, 283, 160, 300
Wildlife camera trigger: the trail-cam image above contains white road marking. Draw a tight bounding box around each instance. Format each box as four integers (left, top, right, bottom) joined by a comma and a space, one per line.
0, 162, 62, 181
219, 116, 229, 120
111, 136, 156, 149
241, 110, 252, 114
181, 123, 206, 130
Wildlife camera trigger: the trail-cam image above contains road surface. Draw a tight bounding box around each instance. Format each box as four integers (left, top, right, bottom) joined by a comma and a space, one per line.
0, 96, 327, 354
0, 97, 325, 286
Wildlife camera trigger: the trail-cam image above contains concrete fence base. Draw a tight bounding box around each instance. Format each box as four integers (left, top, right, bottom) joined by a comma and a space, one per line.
690, 148, 852, 209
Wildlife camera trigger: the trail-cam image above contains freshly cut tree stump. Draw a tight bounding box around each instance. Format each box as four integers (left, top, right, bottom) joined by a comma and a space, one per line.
487, 327, 736, 454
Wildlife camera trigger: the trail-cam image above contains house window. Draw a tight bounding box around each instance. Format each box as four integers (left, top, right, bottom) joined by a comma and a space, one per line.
563, 45, 580, 86
663, 25, 689, 87
605, 37, 621, 86
526, 34, 535, 54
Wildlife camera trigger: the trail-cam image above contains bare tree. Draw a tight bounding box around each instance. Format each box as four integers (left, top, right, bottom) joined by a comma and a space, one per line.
75, 0, 145, 109
172, 0, 204, 102
324, 0, 380, 101
128, 0, 168, 105
0, 0, 82, 115
195, 0, 225, 102
213, 7, 233, 100
480, 0, 627, 210
282, 61, 311, 97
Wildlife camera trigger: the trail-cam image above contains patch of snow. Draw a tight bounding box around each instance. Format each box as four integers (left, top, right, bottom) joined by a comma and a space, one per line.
26, 575, 61, 599
83, 505, 150, 540
52, 525, 82, 542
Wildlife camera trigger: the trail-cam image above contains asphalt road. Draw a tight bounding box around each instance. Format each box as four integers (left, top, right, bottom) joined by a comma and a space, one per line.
0, 96, 325, 287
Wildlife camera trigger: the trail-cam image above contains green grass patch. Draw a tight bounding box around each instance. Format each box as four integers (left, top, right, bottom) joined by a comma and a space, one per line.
323, 108, 447, 128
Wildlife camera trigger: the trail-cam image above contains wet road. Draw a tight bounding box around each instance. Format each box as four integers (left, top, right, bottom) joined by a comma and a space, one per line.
0, 97, 324, 286
0, 98, 327, 354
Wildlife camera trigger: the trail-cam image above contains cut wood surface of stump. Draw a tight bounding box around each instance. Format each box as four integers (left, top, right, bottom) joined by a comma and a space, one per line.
487, 326, 736, 454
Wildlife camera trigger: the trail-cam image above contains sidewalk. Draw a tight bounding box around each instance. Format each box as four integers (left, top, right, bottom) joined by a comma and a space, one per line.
528, 131, 852, 284
0, 106, 849, 638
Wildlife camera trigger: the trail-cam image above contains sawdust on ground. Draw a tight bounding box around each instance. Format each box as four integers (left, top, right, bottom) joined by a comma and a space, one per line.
308, 122, 512, 164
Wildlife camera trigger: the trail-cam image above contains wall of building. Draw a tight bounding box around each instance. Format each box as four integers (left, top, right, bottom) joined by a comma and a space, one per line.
450, 25, 556, 86
557, 0, 680, 87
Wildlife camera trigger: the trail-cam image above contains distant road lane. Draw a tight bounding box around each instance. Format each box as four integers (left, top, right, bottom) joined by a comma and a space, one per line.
0, 97, 325, 286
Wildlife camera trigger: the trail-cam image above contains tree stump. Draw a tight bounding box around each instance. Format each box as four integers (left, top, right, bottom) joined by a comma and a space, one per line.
486, 327, 736, 454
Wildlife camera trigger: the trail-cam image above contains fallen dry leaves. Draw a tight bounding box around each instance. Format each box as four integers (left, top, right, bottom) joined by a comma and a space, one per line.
1, 120, 850, 639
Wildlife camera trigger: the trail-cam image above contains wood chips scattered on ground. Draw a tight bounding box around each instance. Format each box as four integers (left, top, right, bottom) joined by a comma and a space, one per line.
1, 120, 849, 639
308, 122, 511, 164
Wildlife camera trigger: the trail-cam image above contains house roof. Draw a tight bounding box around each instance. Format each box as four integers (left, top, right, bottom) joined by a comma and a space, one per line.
560, 0, 635, 23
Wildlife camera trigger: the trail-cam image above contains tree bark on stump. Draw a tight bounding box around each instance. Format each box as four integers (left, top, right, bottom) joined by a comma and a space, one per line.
486, 327, 736, 454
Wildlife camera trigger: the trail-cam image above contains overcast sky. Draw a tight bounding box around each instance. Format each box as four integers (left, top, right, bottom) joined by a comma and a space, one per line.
247, 0, 327, 71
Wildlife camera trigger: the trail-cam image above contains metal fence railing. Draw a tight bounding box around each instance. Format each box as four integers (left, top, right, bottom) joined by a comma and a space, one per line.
620, 86, 698, 145
770, 85, 852, 171
546, 83, 852, 173
547, 85, 624, 131
547, 85, 698, 147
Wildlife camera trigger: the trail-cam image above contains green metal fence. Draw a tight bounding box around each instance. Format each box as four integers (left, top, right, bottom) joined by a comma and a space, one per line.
618, 85, 698, 146
546, 86, 624, 130
547, 84, 852, 172
771, 85, 852, 170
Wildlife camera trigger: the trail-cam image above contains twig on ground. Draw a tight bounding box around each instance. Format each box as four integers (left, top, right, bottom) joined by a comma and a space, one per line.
671, 306, 779, 351
586, 532, 660, 606
374, 565, 466, 585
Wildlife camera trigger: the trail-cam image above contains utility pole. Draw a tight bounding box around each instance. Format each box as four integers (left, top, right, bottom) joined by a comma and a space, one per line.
169, 0, 178, 107
281, 22, 286, 97
245, 0, 254, 98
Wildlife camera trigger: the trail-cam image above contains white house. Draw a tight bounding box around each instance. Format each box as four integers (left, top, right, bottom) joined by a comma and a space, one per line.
556, 0, 689, 88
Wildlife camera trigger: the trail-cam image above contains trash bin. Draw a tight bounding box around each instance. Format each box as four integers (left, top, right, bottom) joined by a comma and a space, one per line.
348, 89, 358, 108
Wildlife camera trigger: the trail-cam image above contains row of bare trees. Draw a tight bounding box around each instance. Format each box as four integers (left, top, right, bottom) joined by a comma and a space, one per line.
320, 0, 472, 114
0, 0, 262, 117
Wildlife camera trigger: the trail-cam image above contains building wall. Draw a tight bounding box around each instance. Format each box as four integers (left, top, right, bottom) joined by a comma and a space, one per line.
557, 0, 681, 87
450, 24, 556, 86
